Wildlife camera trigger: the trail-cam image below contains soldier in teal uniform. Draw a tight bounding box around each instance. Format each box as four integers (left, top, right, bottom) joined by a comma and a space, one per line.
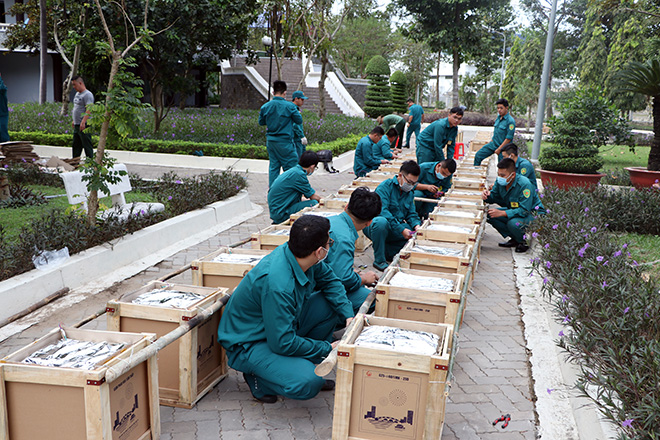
218, 216, 354, 403
415, 107, 463, 164
403, 98, 424, 148
363, 160, 422, 271
259, 80, 303, 188
268, 151, 322, 224
474, 98, 516, 166
326, 187, 382, 313
501, 143, 538, 192
372, 136, 398, 161
292, 91, 308, 159
377, 114, 406, 148
0, 74, 9, 143
414, 158, 457, 218
353, 126, 389, 177
482, 158, 545, 253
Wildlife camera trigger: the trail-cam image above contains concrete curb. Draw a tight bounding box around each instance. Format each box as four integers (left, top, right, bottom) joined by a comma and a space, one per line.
512, 249, 618, 439
0, 190, 262, 325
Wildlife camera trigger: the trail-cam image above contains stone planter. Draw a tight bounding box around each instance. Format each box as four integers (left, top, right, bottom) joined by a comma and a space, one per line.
539, 169, 605, 189
625, 167, 660, 188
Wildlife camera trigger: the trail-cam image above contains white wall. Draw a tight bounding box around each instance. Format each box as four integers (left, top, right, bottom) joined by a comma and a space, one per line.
0, 52, 59, 103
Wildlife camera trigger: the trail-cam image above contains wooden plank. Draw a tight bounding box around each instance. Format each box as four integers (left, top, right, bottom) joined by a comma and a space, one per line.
147, 355, 161, 439
331, 345, 355, 440
0, 368, 9, 440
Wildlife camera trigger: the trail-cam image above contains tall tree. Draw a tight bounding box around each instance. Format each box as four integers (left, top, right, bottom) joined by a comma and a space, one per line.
577, 13, 609, 90
502, 30, 543, 118
395, 0, 510, 106
39, 0, 47, 104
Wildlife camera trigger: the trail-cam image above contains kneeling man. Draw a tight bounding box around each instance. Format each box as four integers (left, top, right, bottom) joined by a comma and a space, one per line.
268, 150, 322, 224
218, 215, 354, 403
482, 158, 545, 253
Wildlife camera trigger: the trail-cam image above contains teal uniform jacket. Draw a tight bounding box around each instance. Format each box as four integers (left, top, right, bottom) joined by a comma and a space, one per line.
259, 96, 302, 141
376, 176, 422, 235
327, 212, 372, 312
0, 77, 8, 143
408, 105, 424, 127
354, 135, 381, 177
474, 112, 516, 165
515, 156, 537, 192
218, 243, 353, 362
267, 165, 317, 224
373, 138, 394, 161
382, 114, 405, 133
486, 174, 545, 218
414, 161, 453, 218
416, 118, 458, 163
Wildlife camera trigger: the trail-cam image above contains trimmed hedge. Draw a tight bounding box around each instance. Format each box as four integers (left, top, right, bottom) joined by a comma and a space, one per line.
9, 130, 364, 160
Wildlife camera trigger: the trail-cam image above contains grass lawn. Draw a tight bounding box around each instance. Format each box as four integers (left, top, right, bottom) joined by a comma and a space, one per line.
618, 232, 660, 280
538, 141, 650, 169
0, 185, 158, 243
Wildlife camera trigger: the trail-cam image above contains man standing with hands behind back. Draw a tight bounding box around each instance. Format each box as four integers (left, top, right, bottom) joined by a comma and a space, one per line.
71, 76, 95, 159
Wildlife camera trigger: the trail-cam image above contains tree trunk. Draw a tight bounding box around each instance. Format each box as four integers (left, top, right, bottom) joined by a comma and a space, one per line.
152, 81, 163, 133
87, 54, 120, 224
59, 9, 87, 116
452, 48, 459, 107
39, 0, 48, 105
318, 54, 328, 119
649, 95, 660, 171
435, 50, 441, 109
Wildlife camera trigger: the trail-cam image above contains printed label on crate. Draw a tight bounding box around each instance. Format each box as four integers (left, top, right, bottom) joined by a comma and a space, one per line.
350, 365, 429, 439
389, 300, 444, 324
109, 364, 150, 440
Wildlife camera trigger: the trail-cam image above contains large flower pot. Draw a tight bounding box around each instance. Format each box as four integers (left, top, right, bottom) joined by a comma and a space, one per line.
539, 169, 605, 189
625, 167, 660, 188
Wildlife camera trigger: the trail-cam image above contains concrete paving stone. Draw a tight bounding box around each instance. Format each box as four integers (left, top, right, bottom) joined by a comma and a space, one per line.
265, 406, 309, 419
219, 409, 245, 431
314, 426, 332, 440
162, 420, 198, 434
498, 384, 532, 404
161, 406, 176, 423
289, 417, 317, 438
174, 408, 221, 422
197, 420, 222, 438
446, 402, 479, 414
308, 406, 333, 426
446, 422, 482, 440
484, 368, 524, 378
267, 430, 295, 440
221, 430, 270, 440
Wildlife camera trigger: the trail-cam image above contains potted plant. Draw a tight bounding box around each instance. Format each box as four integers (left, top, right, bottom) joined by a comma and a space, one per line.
618, 59, 660, 187
539, 89, 630, 189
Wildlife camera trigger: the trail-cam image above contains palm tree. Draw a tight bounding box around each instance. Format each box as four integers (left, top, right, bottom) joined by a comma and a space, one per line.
618, 59, 660, 171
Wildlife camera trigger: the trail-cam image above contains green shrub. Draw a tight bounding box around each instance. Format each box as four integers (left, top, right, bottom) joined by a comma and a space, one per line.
364, 56, 394, 118
600, 167, 633, 186
530, 185, 660, 438
539, 89, 631, 174
0, 183, 47, 208
390, 70, 408, 113
3, 161, 64, 187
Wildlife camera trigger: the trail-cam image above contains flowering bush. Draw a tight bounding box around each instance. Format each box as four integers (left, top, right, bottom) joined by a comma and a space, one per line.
530, 184, 660, 438
0, 170, 246, 281
7, 103, 374, 146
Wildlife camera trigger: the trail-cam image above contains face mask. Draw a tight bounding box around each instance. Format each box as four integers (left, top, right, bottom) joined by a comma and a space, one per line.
316, 246, 328, 264
401, 182, 414, 192
307, 169, 314, 176
435, 170, 445, 179
496, 176, 507, 186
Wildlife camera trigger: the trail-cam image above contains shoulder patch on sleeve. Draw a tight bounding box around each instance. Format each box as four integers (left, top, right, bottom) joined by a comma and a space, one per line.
509, 124, 514, 130
523, 189, 531, 198
521, 168, 527, 175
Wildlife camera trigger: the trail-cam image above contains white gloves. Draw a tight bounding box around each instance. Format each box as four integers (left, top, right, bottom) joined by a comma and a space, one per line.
301, 137, 308, 145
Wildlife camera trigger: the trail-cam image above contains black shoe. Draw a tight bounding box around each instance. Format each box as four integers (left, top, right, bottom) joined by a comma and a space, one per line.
498, 239, 518, 248
243, 373, 278, 403
515, 243, 530, 253
321, 379, 335, 391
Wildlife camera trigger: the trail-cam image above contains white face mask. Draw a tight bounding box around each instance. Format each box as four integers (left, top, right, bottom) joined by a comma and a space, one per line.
316, 246, 329, 264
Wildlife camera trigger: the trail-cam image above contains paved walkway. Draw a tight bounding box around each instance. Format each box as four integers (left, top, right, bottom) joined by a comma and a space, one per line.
0, 146, 538, 439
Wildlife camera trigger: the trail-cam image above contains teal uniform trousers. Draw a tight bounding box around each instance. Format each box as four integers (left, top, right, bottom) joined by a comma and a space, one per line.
218, 243, 353, 401
485, 174, 545, 242
474, 113, 516, 166
363, 177, 421, 267
404, 104, 424, 147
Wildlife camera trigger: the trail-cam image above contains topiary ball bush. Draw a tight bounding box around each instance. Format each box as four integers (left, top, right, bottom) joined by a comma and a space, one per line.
539, 144, 604, 174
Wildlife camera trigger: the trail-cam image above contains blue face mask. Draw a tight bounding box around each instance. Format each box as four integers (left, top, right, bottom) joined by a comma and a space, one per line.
497, 173, 514, 186
435, 170, 445, 179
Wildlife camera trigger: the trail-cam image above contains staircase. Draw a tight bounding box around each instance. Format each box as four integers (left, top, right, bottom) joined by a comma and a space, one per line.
232, 57, 343, 115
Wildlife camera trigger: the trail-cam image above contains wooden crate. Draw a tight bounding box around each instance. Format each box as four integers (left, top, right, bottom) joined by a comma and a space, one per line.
332, 316, 452, 440
451, 177, 486, 190
429, 207, 484, 226
337, 185, 358, 195
375, 267, 464, 326
289, 206, 343, 221
444, 188, 483, 200
399, 239, 472, 274
453, 170, 487, 180
365, 171, 396, 181
191, 247, 271, 291
351, 178, 381, 189
436, 197, 484, 210
0, 328, 160, 440
377, 162, 405, 173
106, 281, 229, 408
416, 219, 478, 244
251, 224, 291, 250
321, 194, 351, 210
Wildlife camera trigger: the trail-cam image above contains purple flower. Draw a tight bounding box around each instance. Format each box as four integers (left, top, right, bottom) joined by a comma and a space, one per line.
566, 222, 571, 228
167, 195, 173, 200
624, 307, 630, 314
558, 330, 564, 337
562, 295, 568, 303
534, 205, 540, 210
532, 232, 539, 238
175, 180, 182, 184
590, 227, 597, 233
578, 248, 586, 258
632, 260, 638, 266
546, 388, 554, 394
546, 261, 552, 268
621, 419, 634, 428
562, 315, 570, 323
614, 251, 622, 257
584, 207, 589, 212
602, 281, 608, 288
556, 201, 560, 204
543, 277, 549, 285
516, 222, 521, 226
623, 243, 628, 249
552, 224, 558, 230
596, 256, 604, 262
544, 243, 550, 249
